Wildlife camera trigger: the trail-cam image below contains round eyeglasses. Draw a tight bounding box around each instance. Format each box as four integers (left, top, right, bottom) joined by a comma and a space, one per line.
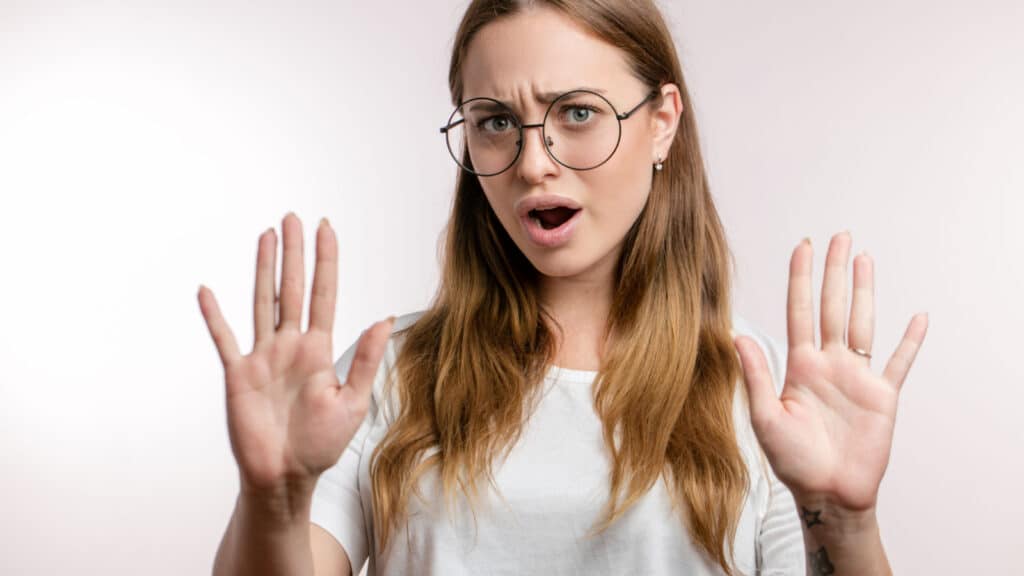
440, 89, 658, 177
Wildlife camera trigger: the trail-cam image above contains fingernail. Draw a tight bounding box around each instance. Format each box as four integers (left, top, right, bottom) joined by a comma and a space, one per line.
802, 237, 811, 247
320, 217, 330, 228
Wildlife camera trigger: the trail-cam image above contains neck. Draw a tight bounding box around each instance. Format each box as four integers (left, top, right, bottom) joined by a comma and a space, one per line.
538, 261, 616, 372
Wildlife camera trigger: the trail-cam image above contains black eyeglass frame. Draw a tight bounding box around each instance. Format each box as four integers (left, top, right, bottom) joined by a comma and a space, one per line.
439, 88, 660, 177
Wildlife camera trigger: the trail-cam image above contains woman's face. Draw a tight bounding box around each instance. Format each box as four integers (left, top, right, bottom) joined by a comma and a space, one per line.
460, 6, 681, 285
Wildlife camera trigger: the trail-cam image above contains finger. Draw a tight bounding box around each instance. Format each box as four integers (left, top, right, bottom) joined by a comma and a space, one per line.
278, 212, 305, 331
197, 285, 242, 366
847, 251, 875, 361
787, 238, 815, 350
253, 227, 277, 345
883, 313, 929, 392
337, 317, 397, 411
734, 336, 784, 431
308, 218, 338, 335
821, 231, 852, 348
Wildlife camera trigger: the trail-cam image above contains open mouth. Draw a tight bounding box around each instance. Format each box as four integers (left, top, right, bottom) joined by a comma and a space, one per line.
529, 206, 581, 230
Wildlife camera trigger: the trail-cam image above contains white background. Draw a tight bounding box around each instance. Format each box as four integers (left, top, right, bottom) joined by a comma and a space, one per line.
1, 1, 1020, 574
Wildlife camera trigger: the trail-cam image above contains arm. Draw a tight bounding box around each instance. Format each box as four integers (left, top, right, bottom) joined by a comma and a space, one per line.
212, 486, 355, 576
794, 497, 890, 576
212, 488, 317, 576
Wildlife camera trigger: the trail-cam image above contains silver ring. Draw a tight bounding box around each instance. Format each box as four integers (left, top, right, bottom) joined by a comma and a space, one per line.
849, 346, 872, 360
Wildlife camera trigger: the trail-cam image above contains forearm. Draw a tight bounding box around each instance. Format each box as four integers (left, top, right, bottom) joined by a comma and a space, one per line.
795, 496, 891, 576
212, 487, 316, 576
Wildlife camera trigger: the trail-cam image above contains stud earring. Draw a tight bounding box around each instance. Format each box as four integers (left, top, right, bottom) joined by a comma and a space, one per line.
654, 156, 664, 171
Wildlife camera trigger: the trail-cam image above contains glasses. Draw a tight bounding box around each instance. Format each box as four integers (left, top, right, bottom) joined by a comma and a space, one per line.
440, 89, 658, 177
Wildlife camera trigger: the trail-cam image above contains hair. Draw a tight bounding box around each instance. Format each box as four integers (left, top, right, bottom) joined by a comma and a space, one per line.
369, 1, 749, 574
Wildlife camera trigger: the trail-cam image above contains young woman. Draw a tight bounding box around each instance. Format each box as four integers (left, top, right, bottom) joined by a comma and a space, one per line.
200, 1, 928, 574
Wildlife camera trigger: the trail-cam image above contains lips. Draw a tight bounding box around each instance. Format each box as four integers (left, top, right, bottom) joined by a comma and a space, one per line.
515, 194, 582, 219
515, 194, 582, 249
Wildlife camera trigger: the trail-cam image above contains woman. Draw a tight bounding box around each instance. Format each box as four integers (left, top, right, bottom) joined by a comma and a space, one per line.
200, 1, 928, 574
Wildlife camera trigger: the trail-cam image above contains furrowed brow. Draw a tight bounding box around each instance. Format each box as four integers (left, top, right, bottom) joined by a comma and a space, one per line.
535, 87, 606, 104
472, 87, 608, 109
464, 100, 513, 114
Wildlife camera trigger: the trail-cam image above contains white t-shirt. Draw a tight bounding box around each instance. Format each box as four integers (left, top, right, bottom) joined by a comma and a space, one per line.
311, 311, 806, 575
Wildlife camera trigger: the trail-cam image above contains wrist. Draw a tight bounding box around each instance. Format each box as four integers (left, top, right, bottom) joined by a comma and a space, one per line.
792, 493, 880, 538
794, 493, 890, 575
238, 475, 317, 530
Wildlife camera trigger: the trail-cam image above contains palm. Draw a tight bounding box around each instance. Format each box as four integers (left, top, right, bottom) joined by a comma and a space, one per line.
198, 213, 393, 497
735, 232, 928, 511
224, 330, 348, 490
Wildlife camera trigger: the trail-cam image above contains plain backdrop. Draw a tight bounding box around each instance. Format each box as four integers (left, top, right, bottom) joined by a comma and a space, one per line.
1, 1, 1021, 574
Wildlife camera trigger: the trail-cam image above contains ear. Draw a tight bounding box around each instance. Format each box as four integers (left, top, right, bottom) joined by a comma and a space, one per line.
649, 83, 683, 161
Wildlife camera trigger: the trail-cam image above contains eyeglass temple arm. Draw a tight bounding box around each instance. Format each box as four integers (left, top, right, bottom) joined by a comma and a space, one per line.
439, 118, 466, 134
617, 90, 660, 120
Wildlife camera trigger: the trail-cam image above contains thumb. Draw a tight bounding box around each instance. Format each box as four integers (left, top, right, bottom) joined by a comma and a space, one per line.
733, 335, 782, 430
338, 316, 396, 407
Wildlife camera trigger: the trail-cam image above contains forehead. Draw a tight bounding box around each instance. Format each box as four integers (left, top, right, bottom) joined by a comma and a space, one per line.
460, 6, 634, 104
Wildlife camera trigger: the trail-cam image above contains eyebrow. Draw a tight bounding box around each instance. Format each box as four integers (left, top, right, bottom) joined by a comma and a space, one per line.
465, 87, 608, 110
465, 100, 510, 114
535, 87, 606, 104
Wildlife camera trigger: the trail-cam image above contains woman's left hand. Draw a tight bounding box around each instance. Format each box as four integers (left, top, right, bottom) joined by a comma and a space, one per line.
733, 231, 928, 511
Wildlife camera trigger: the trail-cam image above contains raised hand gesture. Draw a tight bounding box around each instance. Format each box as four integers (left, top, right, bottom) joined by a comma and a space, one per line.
734, 232, 928, 512
198, 213, 394, 510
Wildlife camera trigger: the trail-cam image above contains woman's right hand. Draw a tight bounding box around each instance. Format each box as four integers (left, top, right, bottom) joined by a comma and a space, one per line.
198, 212, 394, 509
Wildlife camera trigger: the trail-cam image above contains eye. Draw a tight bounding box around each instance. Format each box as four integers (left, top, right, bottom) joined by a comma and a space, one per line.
557, 104, 601, 126
476, 114, 516, 134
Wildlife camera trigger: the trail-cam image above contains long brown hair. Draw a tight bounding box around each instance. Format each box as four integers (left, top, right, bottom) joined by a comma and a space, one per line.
370, 1, 748, 573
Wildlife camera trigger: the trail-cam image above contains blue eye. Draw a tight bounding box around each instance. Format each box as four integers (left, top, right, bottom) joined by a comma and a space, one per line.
570, 108, 591, 122
561, 105, 599, 124
477, 114, 515, 133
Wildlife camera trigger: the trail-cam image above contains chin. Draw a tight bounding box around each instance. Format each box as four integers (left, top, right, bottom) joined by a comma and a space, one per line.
521, 244, 618, 281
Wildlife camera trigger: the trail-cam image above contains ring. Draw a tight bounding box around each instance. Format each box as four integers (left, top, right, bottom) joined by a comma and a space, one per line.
849, 346, 872, 360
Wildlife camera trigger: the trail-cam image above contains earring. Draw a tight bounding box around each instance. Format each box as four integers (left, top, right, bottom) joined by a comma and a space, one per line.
654, 156, 664, 171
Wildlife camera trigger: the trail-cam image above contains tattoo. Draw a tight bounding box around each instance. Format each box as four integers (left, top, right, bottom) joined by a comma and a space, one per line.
801, 506, 824, 528
808, 546, 835, 575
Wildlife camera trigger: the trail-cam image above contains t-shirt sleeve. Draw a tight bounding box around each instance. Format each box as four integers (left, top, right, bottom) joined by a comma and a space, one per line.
751, 329, 807, 574
309, 333, 385, 573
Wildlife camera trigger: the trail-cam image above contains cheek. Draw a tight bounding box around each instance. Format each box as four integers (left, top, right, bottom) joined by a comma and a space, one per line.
586, 141, 654, 223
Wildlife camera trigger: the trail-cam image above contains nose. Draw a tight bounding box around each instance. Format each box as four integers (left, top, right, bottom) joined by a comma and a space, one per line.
515, 123, 559, 183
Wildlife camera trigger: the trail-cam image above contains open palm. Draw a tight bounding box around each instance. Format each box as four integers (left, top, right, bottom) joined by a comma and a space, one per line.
198, 213, 393, 500
734, 232, 928, 511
